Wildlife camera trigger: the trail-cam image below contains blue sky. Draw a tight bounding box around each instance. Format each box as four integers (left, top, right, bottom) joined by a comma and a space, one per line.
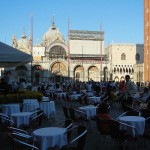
0, 0, 143, 46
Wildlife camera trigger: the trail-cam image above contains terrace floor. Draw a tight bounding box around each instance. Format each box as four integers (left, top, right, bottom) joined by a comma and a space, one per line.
0, 100, 150, 150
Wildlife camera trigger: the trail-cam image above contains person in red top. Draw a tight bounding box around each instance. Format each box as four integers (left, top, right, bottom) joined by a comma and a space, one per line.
96, 102, 112, 120
95, 102, 112, 134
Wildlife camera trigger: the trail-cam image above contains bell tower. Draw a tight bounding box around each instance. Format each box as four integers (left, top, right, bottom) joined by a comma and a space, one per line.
144, 0, 150, 81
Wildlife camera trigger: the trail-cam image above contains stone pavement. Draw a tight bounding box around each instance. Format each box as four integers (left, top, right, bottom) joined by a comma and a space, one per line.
0, 101, 150, 150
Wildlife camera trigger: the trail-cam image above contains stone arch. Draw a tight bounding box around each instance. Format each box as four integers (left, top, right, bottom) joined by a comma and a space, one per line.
50, 61, 67, 82
49, 45, 67, 59
46, 41, 68, 58
120, 76, 125, 81
88, 66, 99, 81
32, 64, 43, 83
15, 66, 27, 82
114, 76, 119, 82
74, 65, 84, 81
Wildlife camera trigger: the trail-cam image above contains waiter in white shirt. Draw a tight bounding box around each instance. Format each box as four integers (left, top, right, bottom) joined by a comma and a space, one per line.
122, 75, 138, 110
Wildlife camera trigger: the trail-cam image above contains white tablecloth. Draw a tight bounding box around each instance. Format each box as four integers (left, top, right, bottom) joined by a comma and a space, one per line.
42, 96, 49, 101
79, 105, 96, 119
11, 112, 31, 128
2, 104, 20, 116
86, 92, 94, 97
33, 127, 67, 150
70, 94, 81, 101
119, 116, 145, 136
55, 92, 67, 98
40, 101, 56, 118
22, 103, 40, 112
23, 99, 38, 104
88, 96, 102, 104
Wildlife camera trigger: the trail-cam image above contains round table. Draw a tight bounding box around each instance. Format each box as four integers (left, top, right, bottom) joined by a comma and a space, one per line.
119, 116, 145, 136
40, 101, 56, 118
79, 105, 96, 119
2, 104, 20, 116
88, 96, 102, 104
11, 112, 31, 128
22, 103, 39, 112
33, 127, 67, 150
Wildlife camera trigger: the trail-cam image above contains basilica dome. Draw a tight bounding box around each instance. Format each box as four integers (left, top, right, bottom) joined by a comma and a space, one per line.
17, 33, 30, 49
43, 21, 65, 45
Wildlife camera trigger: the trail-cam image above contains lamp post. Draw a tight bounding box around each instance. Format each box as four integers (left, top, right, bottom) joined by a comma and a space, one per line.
139, 67, 140, 82
82, 46, 84, 82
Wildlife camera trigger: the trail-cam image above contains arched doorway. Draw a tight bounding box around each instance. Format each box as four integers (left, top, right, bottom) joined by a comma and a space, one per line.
51, 61, 67, 82
74, 66, 84, 81
88, 66, 98, 81
15, 66, 27, 82
32, 65, 43, 83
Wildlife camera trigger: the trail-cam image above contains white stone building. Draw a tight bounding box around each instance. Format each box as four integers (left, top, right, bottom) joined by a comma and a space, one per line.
9, 21, 144, 83
10, 21, 107, 83
105, 43, 144, 82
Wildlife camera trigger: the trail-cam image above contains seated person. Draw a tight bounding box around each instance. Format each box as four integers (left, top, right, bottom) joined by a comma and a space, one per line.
79, 91, 88, 106
140, 87, 150, 102
0, 77, 12, 94
92, 102, 112, 121
93, 102, 112, 134
96, 102, 112, 120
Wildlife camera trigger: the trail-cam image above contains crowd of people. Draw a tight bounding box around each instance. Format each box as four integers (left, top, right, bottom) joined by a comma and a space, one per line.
1, 72, 150, 108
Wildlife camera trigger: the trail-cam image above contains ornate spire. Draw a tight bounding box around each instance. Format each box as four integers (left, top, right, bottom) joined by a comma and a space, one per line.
12, 34, 16, 40
21, 32, 27, 39
51, 16, 56, 30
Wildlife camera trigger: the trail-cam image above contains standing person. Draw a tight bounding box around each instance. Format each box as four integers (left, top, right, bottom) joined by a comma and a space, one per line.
3, 71, 12, 93
3, 71, 12, 85
125, 75, 138, 98
122, 75, 138, 110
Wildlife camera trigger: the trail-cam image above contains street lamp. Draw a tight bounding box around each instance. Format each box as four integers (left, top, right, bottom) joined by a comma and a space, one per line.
139, 68, 140, 82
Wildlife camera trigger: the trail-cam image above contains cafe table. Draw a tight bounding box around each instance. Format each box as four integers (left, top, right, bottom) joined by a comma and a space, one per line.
1, 104, 20, 116
11, 112, 32, 128
79, 105, 96, 119
33, 127, 67, 150
118, 116, 145, 136
40, 101, 56, 118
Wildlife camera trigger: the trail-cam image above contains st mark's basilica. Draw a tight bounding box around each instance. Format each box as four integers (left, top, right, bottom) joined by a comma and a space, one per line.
10, 20, 144, 83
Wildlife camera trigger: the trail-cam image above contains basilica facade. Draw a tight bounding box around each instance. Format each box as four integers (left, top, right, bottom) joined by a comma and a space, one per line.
11, 21, 144, 83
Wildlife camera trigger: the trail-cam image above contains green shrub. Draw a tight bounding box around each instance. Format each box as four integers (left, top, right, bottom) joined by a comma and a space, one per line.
0, 91, 43, 104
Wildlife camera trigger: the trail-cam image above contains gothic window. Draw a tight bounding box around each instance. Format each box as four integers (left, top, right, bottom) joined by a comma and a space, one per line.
129, 68, 131, 74
49, 46, 66, 58
135, 53, 140, 60
114, 68, 116, 73
120, 68, 122, 74
123, 68, 125, 73
121, 53, 126, 60
117, 68, 119, 73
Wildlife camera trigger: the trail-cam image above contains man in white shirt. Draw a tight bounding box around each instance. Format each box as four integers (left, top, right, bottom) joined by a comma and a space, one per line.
125, 75, 138, 98
122, 75, 138, 110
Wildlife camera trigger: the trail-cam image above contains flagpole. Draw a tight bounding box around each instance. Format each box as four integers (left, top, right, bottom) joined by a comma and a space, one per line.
30, 14, 33, 83
68, 18, 70, 81
100, 23, 102, 81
